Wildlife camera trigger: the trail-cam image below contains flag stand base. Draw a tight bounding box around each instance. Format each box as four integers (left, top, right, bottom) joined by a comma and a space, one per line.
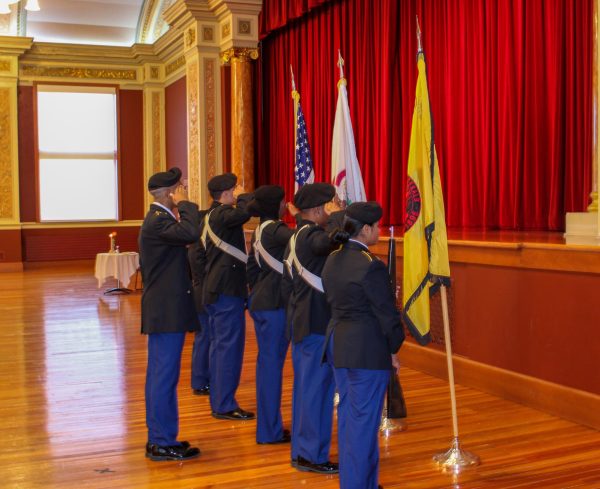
433, 437, 480, 472
379, 415, 407, 436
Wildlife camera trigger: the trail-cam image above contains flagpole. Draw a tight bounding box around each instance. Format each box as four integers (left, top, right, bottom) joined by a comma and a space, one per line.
410, 17, 480, 472
432, 285, 480, 471
337, 49, 345, 80
380, 226, 407, 435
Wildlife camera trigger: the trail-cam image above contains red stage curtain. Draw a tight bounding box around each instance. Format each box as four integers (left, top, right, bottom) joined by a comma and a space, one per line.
259, 0, 335, 38
256, 0, 592, 231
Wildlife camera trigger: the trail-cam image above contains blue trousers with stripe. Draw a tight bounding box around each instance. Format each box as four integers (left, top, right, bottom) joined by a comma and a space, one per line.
205, 294, 246, 414
249, 305, 289, 443
145, 332, 186, 446
191, 312, 210, 390
334, 365, 389, 489
291, 333, 335, 464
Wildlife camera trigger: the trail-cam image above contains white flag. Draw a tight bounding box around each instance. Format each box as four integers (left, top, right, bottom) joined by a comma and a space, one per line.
331, 59, 366, 204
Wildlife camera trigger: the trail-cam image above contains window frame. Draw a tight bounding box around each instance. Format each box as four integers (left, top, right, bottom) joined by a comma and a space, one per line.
34, 82, 122, 223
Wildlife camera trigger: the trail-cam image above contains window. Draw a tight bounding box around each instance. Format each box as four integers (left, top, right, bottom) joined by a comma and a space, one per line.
37, 85, 118, 221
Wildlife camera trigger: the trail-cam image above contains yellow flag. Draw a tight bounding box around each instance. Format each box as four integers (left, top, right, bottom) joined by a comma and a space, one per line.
402, 51, 450, 346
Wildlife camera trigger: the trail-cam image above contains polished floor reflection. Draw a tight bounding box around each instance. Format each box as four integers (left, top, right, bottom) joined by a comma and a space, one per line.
1, 262, 599, 488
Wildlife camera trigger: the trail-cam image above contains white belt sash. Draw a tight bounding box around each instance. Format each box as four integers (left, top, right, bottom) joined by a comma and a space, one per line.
201, 210, 248, 264
285, 224, 324, 293
253, 220, 284, 274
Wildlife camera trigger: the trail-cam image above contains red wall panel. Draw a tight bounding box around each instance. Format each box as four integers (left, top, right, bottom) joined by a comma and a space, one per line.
22, 226, 140, 262
165, 77, 188, 179
0, 230, 23, 263
119, 89, 145, 220
18, 86, 36, 223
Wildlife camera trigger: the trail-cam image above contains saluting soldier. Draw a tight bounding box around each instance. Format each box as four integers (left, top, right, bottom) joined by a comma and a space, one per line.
188, 211, 210, 397
284, 182, 340, 474
322, 202, 405, 489
202, 173, 255, 420
139, 167, 201, 461
246, 185, 298, 444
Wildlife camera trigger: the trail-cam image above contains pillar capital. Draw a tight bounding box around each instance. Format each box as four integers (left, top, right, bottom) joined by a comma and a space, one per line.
220, 47, 259, 64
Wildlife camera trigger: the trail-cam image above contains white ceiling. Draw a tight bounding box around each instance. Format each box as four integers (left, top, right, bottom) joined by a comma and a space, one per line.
26, 0, 145, 46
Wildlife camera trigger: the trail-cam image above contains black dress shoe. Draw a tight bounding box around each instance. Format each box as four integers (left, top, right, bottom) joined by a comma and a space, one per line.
145, 441, 190, 457
147, 444, 201, 461
192, 385, 210, 396
257, 429, 291, 445
212, 408, 255, 420
295, 455, 339, 474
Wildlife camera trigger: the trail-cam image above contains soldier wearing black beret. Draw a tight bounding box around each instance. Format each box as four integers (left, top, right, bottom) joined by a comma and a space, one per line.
322, 201, 405, 489
201, 172, 255, 421
246, 185, 298, 444
139, 167, 201, 461
284, 182, 341, 474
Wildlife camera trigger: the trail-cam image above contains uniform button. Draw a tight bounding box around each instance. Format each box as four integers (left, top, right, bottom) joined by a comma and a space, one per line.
187, 290, 191, 294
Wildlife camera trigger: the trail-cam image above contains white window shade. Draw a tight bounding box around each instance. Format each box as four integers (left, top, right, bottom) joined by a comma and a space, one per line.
37, 86, 118, 222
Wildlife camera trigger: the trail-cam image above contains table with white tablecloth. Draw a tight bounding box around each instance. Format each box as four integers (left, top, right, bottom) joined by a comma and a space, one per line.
94, 252, 140, 293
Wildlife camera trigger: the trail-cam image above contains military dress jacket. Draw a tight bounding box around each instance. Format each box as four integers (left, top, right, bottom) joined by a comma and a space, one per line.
322, 240, 405, 370
139, 201, 201, 334
247, 219, 294, 311
201, 196, 252, 305
284, 218, 337, 343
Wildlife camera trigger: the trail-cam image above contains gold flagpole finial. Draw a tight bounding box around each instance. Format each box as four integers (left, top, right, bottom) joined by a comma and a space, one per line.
416, 15, 423, 53
290, 64, 296, 92
337, 49, 345, 80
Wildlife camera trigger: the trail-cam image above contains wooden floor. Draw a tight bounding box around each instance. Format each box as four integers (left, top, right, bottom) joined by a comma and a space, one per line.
1, 262, 600, 489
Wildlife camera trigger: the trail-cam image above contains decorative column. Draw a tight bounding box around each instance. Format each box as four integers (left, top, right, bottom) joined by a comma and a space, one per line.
142, 63, 166, 211
222, 47, 258, 191
182, 23, 222, 207
0, 37, 32, 270
565, 0, 600, 244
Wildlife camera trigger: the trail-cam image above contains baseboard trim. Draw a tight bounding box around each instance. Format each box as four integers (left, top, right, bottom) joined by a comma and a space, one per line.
0, 262, 23, 272
400, 341, 600, 430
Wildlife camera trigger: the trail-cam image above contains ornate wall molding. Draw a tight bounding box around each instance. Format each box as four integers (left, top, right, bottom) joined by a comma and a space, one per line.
165, 55, 185, 76
204, 57, 216, 181
151, 91, 162, 174
0, 60, 10, 72
0, 87, 13, 219
20, 65, 138, 81
187, 60, 200, 204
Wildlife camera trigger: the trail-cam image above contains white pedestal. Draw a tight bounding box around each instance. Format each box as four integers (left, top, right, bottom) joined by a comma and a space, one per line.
565, 212, 600, 245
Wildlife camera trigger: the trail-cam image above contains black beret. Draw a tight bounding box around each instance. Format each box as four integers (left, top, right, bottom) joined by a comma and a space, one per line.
148, 167, 182, 190
247, 185, 284, 218
254, 185, 285, 204
293, 183, 335, 210
346, 201, 383, 225
208, 173, 237, 192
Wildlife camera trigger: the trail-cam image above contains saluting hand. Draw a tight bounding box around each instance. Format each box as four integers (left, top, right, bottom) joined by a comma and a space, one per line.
170, 184, 188, 205
286, 202, 300, 217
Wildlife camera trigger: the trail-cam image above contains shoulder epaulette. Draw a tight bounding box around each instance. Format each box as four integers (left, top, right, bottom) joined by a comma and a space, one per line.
361, 250, 373, 262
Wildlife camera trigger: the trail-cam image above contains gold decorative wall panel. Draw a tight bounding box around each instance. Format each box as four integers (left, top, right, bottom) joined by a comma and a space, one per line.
20, 65, 137, 81
165, 56, 185, 76
187, 60, 200, 204
0, 60, 10, 72
0, 88, 13, 219
151, 92, 161, 174
204, 58, 217, 182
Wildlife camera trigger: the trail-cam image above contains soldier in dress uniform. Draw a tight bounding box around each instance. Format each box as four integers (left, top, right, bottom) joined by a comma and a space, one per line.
188, 211, 210, 397
284, 182, 340, 474
202, 173, 255, 420
246, 185, 298, 444
322, 202, 405, 489
139, 167, 201, 461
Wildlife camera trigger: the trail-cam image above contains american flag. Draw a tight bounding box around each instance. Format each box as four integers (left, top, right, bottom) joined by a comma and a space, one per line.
294, 102, 314, 189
